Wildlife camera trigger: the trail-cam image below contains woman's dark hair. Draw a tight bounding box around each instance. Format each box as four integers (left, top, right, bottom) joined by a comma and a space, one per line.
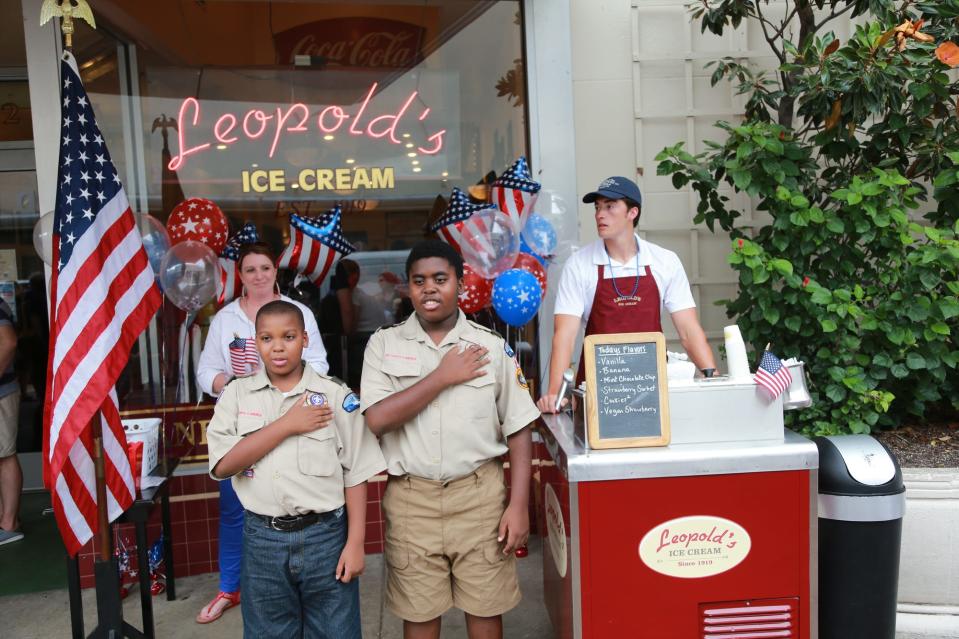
623, 197, 642, 228
405, 239, 464, 279
237, 241, 275, 270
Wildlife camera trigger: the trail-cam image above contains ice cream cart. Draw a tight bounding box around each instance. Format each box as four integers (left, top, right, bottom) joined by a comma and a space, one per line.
537, 375, 819, 639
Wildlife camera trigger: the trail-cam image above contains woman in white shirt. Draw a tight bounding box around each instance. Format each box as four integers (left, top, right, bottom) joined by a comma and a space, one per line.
194, 241, 328, 624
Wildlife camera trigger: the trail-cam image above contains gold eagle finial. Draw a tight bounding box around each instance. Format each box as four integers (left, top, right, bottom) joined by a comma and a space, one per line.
39, 0, 97, 50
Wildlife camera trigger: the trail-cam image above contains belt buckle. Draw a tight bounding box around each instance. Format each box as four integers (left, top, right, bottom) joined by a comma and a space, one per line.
269, 515, 294, 531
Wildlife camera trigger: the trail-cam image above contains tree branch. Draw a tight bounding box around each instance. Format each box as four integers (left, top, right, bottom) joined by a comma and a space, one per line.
813, 2, 856, 33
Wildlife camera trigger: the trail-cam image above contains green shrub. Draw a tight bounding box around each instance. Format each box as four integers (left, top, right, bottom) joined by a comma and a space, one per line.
657, 1, 959, 434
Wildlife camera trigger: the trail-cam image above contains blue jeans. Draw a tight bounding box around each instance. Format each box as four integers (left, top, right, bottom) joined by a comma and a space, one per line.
241, 508, 361, 639
219, 480, 243, 592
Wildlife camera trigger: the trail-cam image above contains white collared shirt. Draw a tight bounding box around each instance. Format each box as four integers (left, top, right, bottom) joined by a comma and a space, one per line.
197, 295, 329, 397
553, 234, 696, 323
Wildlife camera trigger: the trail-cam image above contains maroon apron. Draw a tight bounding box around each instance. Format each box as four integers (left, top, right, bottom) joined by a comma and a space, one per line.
576, 264, 663, 384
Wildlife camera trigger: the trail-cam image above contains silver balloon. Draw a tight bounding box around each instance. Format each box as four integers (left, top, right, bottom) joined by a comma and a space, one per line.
136, 213, 171, 277
33, 211, 55, 266
460, 208, 520, 280
159, 240, 218, 312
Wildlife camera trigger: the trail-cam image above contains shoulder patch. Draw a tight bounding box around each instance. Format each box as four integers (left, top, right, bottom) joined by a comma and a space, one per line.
504, 343, 515, 358
342, 392, 361, 413
515, 362, 529, 389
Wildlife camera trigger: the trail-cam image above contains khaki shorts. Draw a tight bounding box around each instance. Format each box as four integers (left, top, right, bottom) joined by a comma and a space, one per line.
0, 390, 20, 458
382, 460, 521, 622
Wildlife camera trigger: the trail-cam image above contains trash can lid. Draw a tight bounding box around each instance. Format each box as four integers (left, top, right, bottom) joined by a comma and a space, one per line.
814, 435, 904, 496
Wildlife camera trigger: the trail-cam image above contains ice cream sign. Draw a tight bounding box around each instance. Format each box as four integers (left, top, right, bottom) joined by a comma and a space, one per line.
638, 515, 751, 578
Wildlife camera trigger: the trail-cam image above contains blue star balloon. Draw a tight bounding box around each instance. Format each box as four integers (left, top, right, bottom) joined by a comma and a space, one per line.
520, 212, 557, 258
492, 268, 542, 327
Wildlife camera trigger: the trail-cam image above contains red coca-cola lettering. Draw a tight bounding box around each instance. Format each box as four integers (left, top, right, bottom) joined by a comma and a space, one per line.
167, 83, 446, 171
274, 18, 425, 69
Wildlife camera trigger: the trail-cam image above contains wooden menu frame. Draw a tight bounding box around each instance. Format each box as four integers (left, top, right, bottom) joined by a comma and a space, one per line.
583, 332, 670, 450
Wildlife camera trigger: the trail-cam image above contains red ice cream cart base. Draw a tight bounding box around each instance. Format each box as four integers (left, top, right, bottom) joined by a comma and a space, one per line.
538, 413, 819, 639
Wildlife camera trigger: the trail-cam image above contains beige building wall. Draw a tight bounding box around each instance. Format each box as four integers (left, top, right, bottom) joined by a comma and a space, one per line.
565, 0, 856, 364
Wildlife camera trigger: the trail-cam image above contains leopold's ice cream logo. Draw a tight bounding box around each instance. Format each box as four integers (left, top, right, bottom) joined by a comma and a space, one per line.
544, 484, 567, 578
638, 516, 751, 579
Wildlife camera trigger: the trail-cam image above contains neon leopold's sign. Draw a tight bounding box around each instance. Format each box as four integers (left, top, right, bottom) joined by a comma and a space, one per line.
168, 81, 446, 171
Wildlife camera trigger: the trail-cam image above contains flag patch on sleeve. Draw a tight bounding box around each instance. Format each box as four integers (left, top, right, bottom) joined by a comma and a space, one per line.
342, 392, 361, 413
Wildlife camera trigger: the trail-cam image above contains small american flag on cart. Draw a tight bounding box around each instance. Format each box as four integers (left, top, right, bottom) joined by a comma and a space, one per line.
229, 333, 260, 377
755, 350, 793, 399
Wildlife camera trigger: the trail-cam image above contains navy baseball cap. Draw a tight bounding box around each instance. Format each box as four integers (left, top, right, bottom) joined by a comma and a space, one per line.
582, 176, 642, 205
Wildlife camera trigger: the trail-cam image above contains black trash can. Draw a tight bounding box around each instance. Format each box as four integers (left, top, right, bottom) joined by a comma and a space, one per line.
815, 434, 905, 639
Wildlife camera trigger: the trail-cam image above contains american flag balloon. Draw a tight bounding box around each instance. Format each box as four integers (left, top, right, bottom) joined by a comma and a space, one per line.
490, 157, 541, 234
277, 205, 356, 285
429, 188, 497, 256
216, 222, 259, 305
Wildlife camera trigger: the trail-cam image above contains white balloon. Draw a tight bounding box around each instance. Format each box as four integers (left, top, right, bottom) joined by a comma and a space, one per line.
33, 211, 55, 266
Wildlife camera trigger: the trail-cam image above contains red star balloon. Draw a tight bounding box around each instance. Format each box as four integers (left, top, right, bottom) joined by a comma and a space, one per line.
512, 252, 547, 297
459, 263, 493, 314
167, 197, 229, 255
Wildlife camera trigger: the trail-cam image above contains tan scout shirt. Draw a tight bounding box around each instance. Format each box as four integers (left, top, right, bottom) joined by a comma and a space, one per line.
207, 366, 386, 517
360, 311, 541, 481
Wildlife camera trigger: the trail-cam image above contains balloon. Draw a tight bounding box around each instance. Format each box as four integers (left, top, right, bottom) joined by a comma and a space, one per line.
460, 208, 520, 280
492, 269, 542, 327
521, 212, 557, 258
512, 252, 547, 297
459, 263, 493, 314
136, 213, 171, 277
490, 157, 541, 233
33, 211, 55, 266
159, 241, 218, 312
167, 197, 229, 254
519, 235, 547, 266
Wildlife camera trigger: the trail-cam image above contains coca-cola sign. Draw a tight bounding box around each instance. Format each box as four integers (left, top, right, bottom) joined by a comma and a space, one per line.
274, 18, 425, 69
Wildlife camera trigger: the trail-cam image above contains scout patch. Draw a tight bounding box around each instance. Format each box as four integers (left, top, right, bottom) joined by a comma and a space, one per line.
504, 343, 515, 358
342, 392, 361, 413
305, 392, 328, 406
514, 360, 529, 389
241, 467, 255, 478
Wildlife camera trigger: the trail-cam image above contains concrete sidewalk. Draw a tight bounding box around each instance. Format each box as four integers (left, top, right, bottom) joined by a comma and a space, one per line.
1, 538, 552, 639
3, 535, 958, 638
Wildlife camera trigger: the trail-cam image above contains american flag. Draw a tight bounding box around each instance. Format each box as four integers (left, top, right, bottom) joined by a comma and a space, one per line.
44, 52, 162, 556
490, 157, 541, 234
277, 206, 355, 285
430, 188, 496, 256
755, 350, 793, 399
216, 222, 259, 305
229, 333, 260, 377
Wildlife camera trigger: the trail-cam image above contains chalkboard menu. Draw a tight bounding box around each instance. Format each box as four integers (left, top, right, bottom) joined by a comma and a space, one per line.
583, 332, 670, 449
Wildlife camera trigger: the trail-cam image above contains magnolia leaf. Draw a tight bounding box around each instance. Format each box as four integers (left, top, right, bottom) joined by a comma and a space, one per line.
875, 28, 897, 51
936, 41, 959, 67
825, 99, 842, 131
823, 39, 841, 58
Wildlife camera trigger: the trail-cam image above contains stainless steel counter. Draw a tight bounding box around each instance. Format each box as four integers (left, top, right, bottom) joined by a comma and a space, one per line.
540, 413, 819, 483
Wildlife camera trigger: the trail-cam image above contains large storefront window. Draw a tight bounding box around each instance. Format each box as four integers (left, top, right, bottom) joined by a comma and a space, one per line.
69, 1, 529, 411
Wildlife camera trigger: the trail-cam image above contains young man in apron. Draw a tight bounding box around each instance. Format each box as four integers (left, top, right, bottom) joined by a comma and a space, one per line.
536, 176, 717, 413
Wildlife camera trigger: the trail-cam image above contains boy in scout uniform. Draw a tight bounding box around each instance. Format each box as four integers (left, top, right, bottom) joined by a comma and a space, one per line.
362, 240, 540, 639
207, 300, 386, 638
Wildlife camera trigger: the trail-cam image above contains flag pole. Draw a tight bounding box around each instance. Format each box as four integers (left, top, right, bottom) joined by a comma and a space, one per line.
91, 413, 111, 561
